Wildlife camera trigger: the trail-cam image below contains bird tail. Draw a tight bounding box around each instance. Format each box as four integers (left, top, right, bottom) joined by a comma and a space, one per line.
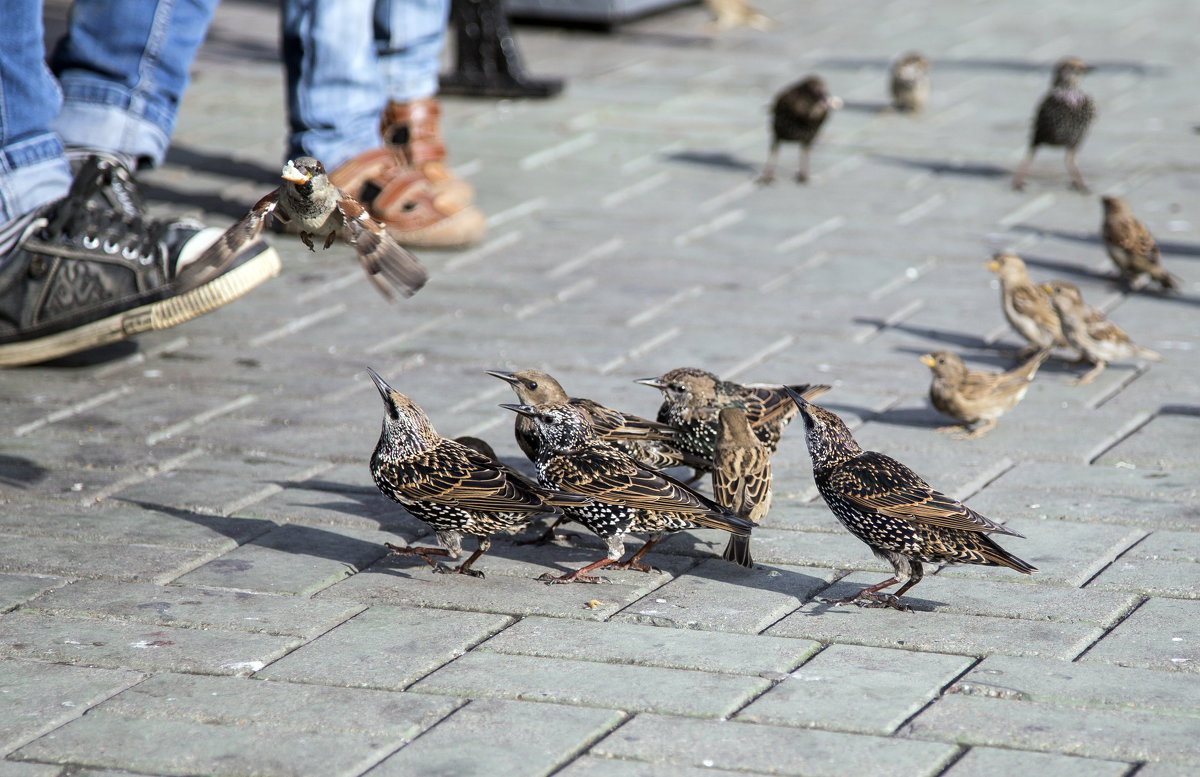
690, 510, 755, 537
1018, 348, 1052, 379
722, 535, 754, 568
787, 383, 833, 402
541, 490, 592, 508
978, 535, 1037, 574
1136, 346, 1164, 362
1151, 267, 1180, 293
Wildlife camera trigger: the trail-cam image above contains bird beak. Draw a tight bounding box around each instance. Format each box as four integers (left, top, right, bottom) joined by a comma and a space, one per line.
486, 370, 521, 386
365, 366, 392, 397
782, 385, 811, 410
919, 354, 936, 368
1039, 283, 1054, 294
634, 377, 666, 389
986, 259, 1000, 272
281, 160, 310, 185
499, 403, 538, 418
826, 95, 844, 110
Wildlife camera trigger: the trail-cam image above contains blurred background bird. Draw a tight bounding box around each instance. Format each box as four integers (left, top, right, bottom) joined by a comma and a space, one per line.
786, 389, 1036, 611
1013, 57, 1096, 192
1101, 195, 1179, 293
1041, 282, 1163, 384
890, 52, 931, 113
921, 350, 1049, 439
758, 75, 842, 184
987, 253, 1074, 359
703, 0, 772, 30
711, 407, 772, 568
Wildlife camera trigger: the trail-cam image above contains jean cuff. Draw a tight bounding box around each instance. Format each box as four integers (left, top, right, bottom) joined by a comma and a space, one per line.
51, 78, 172, 168
0, 135, 72, 222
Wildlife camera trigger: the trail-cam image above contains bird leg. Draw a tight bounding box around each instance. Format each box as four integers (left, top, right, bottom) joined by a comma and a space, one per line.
1012, 150, 1035, 191
955, 419, 996, 440
822, 576, 914, 611
757, 140, 780, 184
1065, 149, 1089, 193
299, 231, 316, 251
795, 145, 810, 184
322, 231, 337, 249
935, 424, 970, 435
432, 538, 490, 578
1071, 359, 1106, 385
538, 557, 615, 585
384, 542, 452, 569
611, 534, 664, 573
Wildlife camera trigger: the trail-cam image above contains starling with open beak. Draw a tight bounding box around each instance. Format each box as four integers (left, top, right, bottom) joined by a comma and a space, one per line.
1013, 57, 1096, 192
921, 350, 1049, 439
1042, 281, 1163, 385
759, 76, 842, 184
177, 157, 427, 300
1101, 195, 1179, 293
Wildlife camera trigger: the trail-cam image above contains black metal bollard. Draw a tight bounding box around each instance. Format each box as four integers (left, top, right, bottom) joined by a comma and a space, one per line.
438, 0, 565, 98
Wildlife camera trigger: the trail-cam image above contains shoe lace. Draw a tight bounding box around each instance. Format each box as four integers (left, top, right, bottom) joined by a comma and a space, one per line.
38, 199, 168, 266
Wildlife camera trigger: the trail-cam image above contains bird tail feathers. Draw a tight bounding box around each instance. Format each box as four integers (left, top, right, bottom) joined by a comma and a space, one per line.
722, 535, 754, 568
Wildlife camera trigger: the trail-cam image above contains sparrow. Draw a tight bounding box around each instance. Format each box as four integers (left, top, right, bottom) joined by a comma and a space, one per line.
921, 349, 1049, 439
177, 157, 427, 299
1041, 281, 1163, 385
890, 52, 931, 113
502, 402, 753, 584
703, 0, 772, 31
759, 76, 843, 184
986, 253, 1073, 357
1013, 57, 1096, 192
1101, 195, 1179, 293
711, 406, 772, 568
787, 389, 1036, 611
367, 368, 585, 578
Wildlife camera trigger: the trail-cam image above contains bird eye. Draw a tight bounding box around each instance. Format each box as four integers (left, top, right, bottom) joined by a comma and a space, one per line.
527, 381, 538, 390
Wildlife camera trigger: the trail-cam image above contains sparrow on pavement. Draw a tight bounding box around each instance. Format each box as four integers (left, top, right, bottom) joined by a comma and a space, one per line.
1041, 281, 1163, 385
1101, 195, 1179, 293
1013, 57, 1096, 192
890, 52, 931, 113
987, 253, 1073, 358
921, 349, 1049, 439
711, 406, 773, 567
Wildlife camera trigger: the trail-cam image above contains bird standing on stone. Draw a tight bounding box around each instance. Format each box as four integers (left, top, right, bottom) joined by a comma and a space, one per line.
1041, 281, 1163, 385
636, 367, 832, 479
921, 350, 1049, 439
711, 407, 772, 567
1013, 57, 1096, 192
502, 402, 754, 584
759, 76, 843, 184
703, 0, 772, 30
987, 253, 1073, 358
786, 388, 1036, 611
177, 157, 427, 299
367, 368, 584, 578
890, 52, 931, 113
1101, 195, 1179, 293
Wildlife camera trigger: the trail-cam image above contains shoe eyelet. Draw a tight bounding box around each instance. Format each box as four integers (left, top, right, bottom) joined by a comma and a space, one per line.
82, 235, 100, 249
103, 240, 119, 254
122, 246, 140, 260
139, 254, 155, 265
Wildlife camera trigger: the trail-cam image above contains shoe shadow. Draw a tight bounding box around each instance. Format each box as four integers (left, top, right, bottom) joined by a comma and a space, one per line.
0, 455, 49, 489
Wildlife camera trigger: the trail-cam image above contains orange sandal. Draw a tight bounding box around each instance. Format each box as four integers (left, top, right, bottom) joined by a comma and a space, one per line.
381, 98, 475, 211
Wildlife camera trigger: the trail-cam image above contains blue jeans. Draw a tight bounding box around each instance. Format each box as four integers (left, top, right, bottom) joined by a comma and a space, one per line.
0, 0, 219, 222
283, 0, 449, 170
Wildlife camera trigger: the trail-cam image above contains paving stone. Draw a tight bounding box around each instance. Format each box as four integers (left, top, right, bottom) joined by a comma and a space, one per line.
902, 694, 1200, 765
0, 574, 69, 613
0, 534, 209, 584
554, 757, 748, 777
823, 572, 1136, 625
1081, 597, 1200, 672
0, 503, 270, 550
0, 660, 142, 756
257, 604, 509, 689
952, 655, 1200, 715
672, 528, 893, 574
1137, 763, 1200, 777
239, 480, 423, 533
0, 761, 62, 777
172, 523, 395, 595
593, 713, 957, 777
410, 650, 768, 717
25, 580, 364, 637
1094, 413, 1200, 470
1125, 531, 1200, 562
738, 643, 972, 734
766, 602, 1104, 660
615, 560, 836, 633
368, 698, 622, 777
481, 615, 817, 675
1088, 556, 1200, 598
0, 612, 298, 676
941, 747, 1131, 777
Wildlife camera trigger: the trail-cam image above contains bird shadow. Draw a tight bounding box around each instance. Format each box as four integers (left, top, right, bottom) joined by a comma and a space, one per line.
854, 318, 995, 350
1017, 253, 1110, 282
841, 100, 893, 115
0, 455, 48, 489
871, 153, 1010, 179
811, 55, 1165, 77
663, 150, 761, 174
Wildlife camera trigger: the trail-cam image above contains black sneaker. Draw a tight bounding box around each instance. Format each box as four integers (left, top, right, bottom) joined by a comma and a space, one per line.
0, 157, 280, 367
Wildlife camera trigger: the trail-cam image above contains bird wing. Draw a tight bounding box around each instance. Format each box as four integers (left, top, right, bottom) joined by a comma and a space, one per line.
336, 194, 428, 299
174, 189, 280, 291
547, 443, 719, 515
1080, 305, 1133, 347
573, 398, 677, 442
1010, 284, 1060, 331
828, 451, 1024, 536
712, 448, 772, 522
740, 383, 831, 428
387, 441, 556, 513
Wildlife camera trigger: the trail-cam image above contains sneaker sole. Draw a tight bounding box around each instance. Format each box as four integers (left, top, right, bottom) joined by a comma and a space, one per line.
0, 246, 281, 367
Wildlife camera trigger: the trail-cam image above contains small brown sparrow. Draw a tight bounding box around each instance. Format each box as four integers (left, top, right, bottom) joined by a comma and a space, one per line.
1101, 195, 1179, 293
1042, 281, 1163, 384
921, 350, 1049, 439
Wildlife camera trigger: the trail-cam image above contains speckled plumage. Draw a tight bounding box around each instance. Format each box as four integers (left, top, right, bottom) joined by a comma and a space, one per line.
922, 350, 1048, 439
890, 52, 931, 113
503, 402, 753, 584
1041, 281, 1163, 385
711, 407, 772, 567
787, 388, 1036, 610
1013, 57, 1096, 192
987, 253, 1072, 357
368, 368, 582, 577
1101, 196, 1178, 293
759, 76, 842, 184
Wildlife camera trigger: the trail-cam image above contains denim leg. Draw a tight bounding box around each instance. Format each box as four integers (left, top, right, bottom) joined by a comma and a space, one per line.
0, 0, 72, 222
375, 0, 450, 102
48, 0, 221, 168
283, 0, 385, 170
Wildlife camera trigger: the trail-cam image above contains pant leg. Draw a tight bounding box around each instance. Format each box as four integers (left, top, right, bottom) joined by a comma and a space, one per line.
282, 0, 385, 170
0, 0, 72, 223
48, 0, 221, 169
375, 0, 450, 102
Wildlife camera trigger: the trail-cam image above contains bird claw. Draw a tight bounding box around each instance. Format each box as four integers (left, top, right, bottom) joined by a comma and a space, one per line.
431, 563, 485, 579
537, 572, 611, 585
611, 561, 662, 574
856, 594, 913, 612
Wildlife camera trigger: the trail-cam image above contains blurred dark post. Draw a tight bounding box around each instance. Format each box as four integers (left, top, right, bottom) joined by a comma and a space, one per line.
439, 0, 564, 98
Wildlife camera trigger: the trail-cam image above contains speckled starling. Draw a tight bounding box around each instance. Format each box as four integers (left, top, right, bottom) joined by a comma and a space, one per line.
759, 76, 842, 184
1041, 281, 1163, 385
1101, 196, 1179, 293
786, 388, 1036, 611
711, 407, 772, 567
890, 52, 931, 113
502, 402, 754, 584
367, 368, 584, 578
635, 367, 831, 478
1013, 57, 1096, 192
921, 349, 1049, 439
987, 253, 1072, 358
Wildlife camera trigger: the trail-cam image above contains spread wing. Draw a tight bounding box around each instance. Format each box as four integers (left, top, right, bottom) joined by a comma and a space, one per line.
174, 189, 279, 290
336, 194, 428, 300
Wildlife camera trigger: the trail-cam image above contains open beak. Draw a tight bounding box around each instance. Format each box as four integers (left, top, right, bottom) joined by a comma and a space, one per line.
919, 354, 936, 368
499, 403, 538, 418
281, 160, 310, 185
486, 370, 521, 386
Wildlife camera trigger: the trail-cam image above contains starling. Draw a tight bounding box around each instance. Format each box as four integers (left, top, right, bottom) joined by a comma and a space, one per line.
454, 436, 499, 460
177, 157, 427, 300
1041, 281, 1163, 385
890, 52, 931, 113
987, 253, 1073, 357
636, 367, 832, 478
1101, 195, 1179, 293
921, 349, 1049, 439
1013, 57, 1096, 192
759, 76, 843, 184
367, 368, 584, 577
711, 407, 772, 567
786, 388, 1036, 611
501, 402, 754, 584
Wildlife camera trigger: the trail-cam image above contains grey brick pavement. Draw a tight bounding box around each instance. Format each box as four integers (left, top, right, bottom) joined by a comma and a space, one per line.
3, 0, 1199, 773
